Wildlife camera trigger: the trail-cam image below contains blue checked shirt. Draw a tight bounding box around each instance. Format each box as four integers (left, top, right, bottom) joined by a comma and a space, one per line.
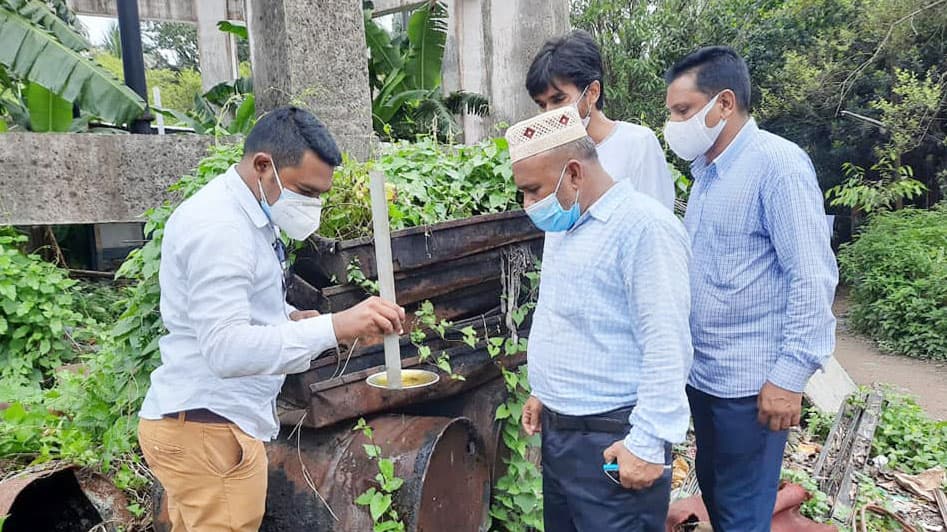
528, 181, 693, 464
685, 119, 838, 399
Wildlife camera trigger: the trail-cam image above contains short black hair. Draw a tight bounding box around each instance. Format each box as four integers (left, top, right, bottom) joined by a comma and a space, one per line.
244, 106, 343, 168
526, 30, 605, 110
665, 46, 752, 111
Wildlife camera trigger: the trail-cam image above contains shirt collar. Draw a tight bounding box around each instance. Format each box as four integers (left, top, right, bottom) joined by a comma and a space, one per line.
571, 180, 628, 230
224, 164, 271, 229
690, 117, 759, 180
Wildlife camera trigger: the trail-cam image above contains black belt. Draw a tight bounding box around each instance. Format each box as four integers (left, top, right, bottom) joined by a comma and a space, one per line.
163, 408, 232, 424
543, 406, 634, 433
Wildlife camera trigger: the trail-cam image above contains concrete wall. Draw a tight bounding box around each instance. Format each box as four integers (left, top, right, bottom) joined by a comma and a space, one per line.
247, 0, 375, 160
68, 0, 245, 22
442, 0, 570, 143
0, 133, 218, 225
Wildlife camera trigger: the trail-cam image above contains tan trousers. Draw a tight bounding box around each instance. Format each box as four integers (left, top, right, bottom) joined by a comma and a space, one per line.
138, 416, 268, 531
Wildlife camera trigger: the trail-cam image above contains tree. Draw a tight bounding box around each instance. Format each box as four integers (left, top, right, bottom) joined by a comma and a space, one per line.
365, 1, 489, 141
143, 20, 200, 71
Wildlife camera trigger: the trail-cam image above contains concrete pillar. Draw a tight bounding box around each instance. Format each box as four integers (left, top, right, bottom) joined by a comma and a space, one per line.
482, 0, 570, 132
195, 0, 239, 90
247, 0, 374, 160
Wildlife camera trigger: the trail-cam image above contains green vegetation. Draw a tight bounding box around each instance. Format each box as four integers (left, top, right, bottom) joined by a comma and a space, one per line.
838, 205, 947, 360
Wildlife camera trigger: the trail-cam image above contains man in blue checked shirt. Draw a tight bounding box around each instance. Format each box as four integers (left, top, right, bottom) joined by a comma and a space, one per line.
506, 106, 693, 531
663, 47, 838, 531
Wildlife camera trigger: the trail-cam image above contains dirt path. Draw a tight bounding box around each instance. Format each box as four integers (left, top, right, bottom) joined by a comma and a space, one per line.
833, 292, 947, 420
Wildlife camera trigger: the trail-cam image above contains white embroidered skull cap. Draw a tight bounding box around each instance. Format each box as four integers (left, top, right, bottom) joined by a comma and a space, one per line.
505, 106, 588, 163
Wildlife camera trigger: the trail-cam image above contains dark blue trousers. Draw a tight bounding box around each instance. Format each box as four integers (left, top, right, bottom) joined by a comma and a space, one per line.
541, 413, 671, 532
686, 385, 788, 532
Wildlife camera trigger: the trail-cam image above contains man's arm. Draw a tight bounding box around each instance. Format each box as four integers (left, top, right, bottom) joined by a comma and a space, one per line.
762, 160, 838, 393
622, 218, 693, 463
182, 222, 338, 378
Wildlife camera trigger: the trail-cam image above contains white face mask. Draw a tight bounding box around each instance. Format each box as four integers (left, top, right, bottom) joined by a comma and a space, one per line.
572, 84, 593, 128
664, 93, 726, 161
258, 162, 323, 241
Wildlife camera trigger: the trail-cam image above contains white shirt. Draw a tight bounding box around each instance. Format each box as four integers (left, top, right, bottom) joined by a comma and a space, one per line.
597, 121, 676, 210
139, 165, 338, 441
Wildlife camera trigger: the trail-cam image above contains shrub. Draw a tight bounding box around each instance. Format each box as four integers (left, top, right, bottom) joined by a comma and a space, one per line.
0, 228, 89, 384
838, 204, 947, 360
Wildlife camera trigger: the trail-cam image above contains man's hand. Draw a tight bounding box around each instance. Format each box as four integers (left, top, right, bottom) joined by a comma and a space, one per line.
603, 442, 665, 490
758, 381, 802, 431
331, 297, 406, 344
289, 310, 320, 321
522, 396, 543, 435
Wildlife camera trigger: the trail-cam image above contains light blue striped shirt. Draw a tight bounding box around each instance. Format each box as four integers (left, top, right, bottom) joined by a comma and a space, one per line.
685, 119, 838, 399
528, 180, 693, 464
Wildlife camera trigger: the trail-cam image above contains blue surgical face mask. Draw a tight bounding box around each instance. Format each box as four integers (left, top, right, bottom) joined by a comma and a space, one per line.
525, 164, 580, 232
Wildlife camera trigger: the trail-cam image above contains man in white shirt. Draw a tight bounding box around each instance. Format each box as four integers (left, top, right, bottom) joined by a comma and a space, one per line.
525, 30, 676, 211
138, 106, 405, 531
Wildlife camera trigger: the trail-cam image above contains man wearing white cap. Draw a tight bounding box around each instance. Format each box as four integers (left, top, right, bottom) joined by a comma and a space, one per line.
508, 106, 693, 531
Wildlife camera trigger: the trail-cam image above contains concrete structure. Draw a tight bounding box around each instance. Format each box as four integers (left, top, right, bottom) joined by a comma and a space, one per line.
0, 133, 217, 225
70, 0, 243, 90
440, 0, 571, 142
246, 0, 375, 160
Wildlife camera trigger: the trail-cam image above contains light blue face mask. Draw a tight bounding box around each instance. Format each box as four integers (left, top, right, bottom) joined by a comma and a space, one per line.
525, 164, 580, 232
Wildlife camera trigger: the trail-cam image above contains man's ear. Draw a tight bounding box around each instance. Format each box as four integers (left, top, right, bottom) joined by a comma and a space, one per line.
588, 80, 602, 107
719, 89, 739, 119
251, 152, 273, 175
566, 159, 584, 190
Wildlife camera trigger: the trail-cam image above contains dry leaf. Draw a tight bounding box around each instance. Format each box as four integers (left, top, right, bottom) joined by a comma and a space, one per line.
894, 467, 945, 502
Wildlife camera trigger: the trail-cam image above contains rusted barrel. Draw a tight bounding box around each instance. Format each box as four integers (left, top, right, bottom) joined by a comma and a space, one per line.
153, 415, 490, 531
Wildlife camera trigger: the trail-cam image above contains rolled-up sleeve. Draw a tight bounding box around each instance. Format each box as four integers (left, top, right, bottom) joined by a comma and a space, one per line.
762, 162, 838, 392
180, 222, 338, 378
622, 219, 694, 463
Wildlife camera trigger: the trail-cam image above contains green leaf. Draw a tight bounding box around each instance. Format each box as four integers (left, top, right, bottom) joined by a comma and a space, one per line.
378, 458, 395, 481
231, 93, 255, 135
0, 8, 147, 125
3, 402, 27, 423
405, 1, 447, 90
370, 492, 391, 522
495, 404, 510, 420
5, 0, 89, 52
364, 443, 380, 458
0, 118, 7, 132
25, 83, 72, 132
217, 20, 248, 40
356, 487, 377, 506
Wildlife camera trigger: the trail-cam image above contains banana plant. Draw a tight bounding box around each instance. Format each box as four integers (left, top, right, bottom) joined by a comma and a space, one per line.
365, 0, 489, 140
0, 0, 146, 128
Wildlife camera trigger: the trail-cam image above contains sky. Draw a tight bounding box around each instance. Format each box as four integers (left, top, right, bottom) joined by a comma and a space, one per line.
78, 15, 114, 46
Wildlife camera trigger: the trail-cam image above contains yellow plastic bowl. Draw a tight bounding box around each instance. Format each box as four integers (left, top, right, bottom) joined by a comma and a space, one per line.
366, 369, 440, 390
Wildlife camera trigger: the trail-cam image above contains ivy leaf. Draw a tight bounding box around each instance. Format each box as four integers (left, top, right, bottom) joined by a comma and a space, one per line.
370, 492, 392, 522
356, 487, 377, 506
378, 458, 395, 481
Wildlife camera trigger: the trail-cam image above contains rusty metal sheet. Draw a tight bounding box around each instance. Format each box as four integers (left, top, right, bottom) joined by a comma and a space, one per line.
0, 463, 121, 531
155, 416, 490, 531
300, 350, 525, 430
297, 210, 542, 287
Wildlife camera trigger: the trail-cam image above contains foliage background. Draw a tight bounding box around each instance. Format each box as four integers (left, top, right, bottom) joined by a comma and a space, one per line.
571, 0, 947, 209
838, 204, 947, 360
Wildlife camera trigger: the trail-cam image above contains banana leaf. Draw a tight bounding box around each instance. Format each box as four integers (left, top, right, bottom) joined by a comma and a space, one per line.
0, 4, 146, 125
25, 81, 71, 131
405, 0, 446, 91
364, 15, 403, 79
2, 0, 87, 52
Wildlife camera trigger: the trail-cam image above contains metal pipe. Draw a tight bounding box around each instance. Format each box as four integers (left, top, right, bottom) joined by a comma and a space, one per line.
116, 0, 151, 134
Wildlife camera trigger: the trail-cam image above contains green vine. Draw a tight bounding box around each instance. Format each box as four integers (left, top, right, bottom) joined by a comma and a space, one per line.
488, 265, 543, 531
354, 418, 407, 532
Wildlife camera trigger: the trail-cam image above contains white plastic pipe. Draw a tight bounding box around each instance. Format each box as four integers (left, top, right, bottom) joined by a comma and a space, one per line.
369, 170, 402, 389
